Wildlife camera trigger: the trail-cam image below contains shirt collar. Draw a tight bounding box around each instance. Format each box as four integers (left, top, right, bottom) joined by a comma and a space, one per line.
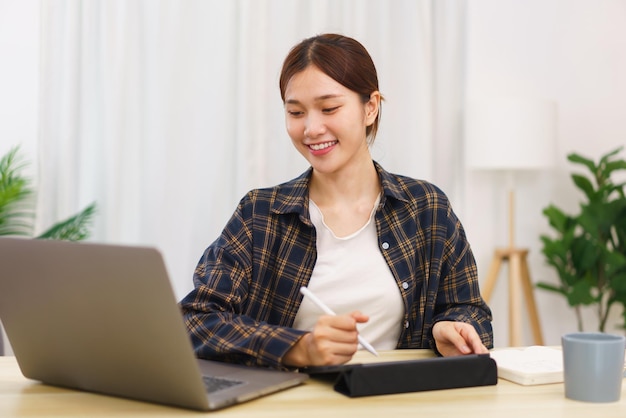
270, 168, 313, 225
374, 161, 411, 204
270, 161, 411, 223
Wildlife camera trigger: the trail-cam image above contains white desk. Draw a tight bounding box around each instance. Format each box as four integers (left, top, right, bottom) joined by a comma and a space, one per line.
1, 350, 625, 417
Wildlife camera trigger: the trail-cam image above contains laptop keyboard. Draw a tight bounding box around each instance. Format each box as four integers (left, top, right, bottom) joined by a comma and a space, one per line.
202, 375, 245, 393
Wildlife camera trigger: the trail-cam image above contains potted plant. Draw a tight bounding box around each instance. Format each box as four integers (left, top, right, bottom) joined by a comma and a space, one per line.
0, 146, 96, 239
0, 146, 96, 355
538, 147, 626, 332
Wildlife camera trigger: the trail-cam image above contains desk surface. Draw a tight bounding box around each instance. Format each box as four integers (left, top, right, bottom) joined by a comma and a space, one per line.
1, 350, 625, 417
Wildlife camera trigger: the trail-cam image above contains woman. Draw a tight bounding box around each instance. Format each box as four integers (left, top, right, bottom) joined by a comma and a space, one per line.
180, 33, 493, 369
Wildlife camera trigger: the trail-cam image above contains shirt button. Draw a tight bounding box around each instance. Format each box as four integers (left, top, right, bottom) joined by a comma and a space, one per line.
402, 282, 409, 290
381, 242, 390, 250
404, 321, 410, 329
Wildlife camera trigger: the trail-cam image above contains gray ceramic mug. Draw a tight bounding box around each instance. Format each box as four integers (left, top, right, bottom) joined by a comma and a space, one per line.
562, 332, 625, 402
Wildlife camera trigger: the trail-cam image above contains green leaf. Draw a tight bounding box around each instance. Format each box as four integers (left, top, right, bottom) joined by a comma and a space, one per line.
598, 146, 624, 166
597, 147, 625, 185
566, 280, 596, 306
0, 146, 35, 236
568, 152, 597, 174
536, 282, 566, 295
578, 204, 612, 241
571, 174, 596, 202
542, 205, 570, 234
570, 236, 599, 277
604, 160, 626, 176
540, 236, 569, 269
609, 272, 626, 294
37, 203, 97, 241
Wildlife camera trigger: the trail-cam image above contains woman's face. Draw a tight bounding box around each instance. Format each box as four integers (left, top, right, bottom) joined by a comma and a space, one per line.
283, 66, 379, 175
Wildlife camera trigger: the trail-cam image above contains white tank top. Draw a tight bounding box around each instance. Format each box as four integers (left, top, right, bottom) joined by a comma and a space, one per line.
293, 196, 403, 350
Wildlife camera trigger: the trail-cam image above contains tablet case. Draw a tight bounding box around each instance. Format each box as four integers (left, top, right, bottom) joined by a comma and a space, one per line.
307, 354, 498, 397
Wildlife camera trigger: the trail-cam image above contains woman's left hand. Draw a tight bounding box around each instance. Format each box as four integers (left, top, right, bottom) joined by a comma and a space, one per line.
431, 321, 489, 356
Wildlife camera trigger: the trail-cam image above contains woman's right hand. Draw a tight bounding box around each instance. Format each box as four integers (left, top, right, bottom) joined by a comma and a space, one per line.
282, 311, 370, 367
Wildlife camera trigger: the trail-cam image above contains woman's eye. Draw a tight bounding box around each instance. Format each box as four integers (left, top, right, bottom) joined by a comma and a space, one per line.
322, 107, 339, 114
287, 110, 303, 117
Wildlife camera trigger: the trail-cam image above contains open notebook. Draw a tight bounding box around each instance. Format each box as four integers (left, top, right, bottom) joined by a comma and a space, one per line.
489, 346, 564, 385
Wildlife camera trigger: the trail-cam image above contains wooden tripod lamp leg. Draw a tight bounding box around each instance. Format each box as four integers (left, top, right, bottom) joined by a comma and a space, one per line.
482, 249, 504, 302
508, 252, 523, 347
520, 253, 544, 345
480, 248, 544, 347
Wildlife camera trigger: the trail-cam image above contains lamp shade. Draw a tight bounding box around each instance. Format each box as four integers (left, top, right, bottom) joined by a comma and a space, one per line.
465, 97, 557, 170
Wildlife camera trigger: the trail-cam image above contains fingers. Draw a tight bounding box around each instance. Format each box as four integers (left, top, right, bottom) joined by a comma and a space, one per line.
348, 310, 370, 324
283, 311, 372, 367
432, 321, 488, 357
442, 323, 472, 355
458, 324, 489, 354
305, 313, 369, 366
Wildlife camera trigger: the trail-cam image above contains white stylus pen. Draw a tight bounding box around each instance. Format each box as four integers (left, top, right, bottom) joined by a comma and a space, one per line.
299, 286, 379, 357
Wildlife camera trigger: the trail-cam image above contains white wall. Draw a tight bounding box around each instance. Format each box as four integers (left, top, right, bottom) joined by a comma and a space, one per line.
464, 0, 626, 346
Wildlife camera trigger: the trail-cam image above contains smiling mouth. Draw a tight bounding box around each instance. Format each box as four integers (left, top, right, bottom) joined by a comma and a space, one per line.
309, 140, 338, 151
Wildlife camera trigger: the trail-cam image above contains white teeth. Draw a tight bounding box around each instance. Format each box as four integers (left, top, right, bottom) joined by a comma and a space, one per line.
309, 141, 337, 151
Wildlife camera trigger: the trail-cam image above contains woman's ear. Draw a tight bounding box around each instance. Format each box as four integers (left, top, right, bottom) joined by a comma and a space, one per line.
365, 91, 381, 126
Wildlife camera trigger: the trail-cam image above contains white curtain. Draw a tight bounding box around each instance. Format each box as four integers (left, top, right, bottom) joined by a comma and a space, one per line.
37, 0, 467, 298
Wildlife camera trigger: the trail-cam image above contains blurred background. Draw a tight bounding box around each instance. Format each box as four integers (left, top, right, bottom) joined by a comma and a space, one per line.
1, 0, 625, 354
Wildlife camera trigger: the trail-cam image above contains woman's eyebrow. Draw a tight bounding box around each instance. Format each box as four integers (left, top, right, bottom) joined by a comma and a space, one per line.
285, 94, 344, 105
314, 94, 343, 102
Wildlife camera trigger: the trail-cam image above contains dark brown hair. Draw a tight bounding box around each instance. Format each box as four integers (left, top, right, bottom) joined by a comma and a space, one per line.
279, 33, 383, 143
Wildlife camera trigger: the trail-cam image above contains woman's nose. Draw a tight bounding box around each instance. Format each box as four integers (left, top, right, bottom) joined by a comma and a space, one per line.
303, 114, 326, 138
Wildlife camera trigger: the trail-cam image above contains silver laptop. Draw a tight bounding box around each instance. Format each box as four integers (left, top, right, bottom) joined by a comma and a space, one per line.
0, 237, 308, 411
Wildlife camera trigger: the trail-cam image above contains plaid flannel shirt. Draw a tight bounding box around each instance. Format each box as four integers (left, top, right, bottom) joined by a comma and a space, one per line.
180, 162, 493, 368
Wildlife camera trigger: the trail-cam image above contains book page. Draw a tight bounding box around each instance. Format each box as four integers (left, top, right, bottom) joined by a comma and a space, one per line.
489, 346, 563, 385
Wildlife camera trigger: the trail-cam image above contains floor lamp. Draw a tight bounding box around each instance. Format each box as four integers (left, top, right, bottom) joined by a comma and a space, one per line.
465, 97, 557, 347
